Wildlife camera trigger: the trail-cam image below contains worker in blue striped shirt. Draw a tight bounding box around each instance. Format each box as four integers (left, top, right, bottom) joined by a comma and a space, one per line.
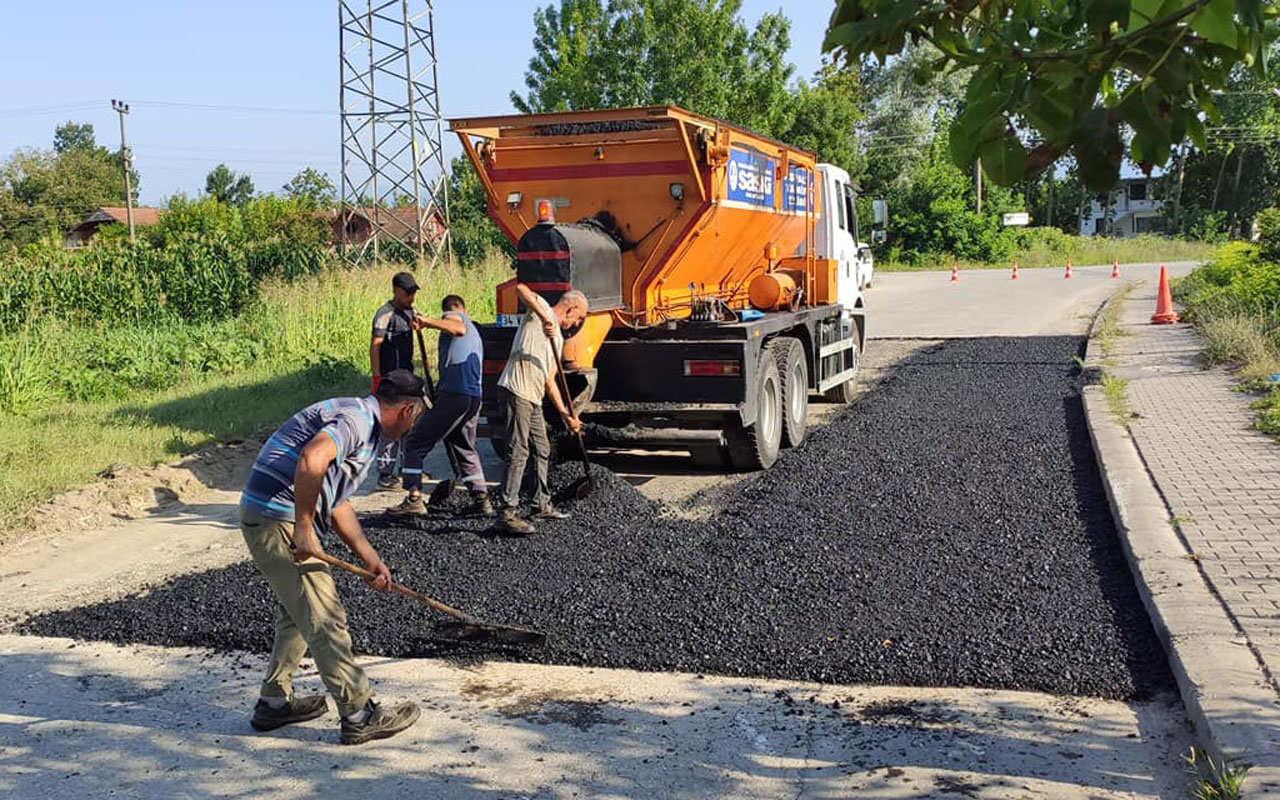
239, 369, 426, 745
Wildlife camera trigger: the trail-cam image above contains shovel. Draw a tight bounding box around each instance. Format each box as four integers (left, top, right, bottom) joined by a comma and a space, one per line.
310, 549, 546, 645
415, 328, 464, 507
549, 332, 596, 501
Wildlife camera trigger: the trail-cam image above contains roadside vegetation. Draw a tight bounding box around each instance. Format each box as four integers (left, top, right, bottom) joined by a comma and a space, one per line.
879, 230, 1214, 272
1174, 211, 1280, 439
0, 207, 506, 527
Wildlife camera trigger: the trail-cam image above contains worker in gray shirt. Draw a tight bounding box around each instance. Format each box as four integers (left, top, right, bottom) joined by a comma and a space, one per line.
370, 271, 425, 489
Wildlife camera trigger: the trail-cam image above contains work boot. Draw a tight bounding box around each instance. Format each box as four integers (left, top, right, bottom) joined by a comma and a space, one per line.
340, 699, 421, 745
250, 695, 329, 731
533, 504, 570, 521
387, 492, 426, 516
499, 509, 536, 536
463, 492, 494, 517
376, 474, 400, 491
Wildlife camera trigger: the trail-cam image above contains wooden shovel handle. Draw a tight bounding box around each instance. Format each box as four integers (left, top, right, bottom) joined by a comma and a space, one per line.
547, 330, 592, 475
309, 548, 476, 624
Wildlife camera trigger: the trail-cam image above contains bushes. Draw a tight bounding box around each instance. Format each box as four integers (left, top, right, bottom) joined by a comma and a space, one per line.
0, 197, 331, 329
1175, 241, 1280, 391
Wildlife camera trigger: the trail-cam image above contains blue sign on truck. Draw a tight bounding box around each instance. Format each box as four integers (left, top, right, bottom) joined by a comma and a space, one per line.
782, 164, 811, 213
726, 148, 774, 207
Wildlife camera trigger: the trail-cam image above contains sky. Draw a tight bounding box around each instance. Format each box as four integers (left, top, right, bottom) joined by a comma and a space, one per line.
0, 1, 834, 206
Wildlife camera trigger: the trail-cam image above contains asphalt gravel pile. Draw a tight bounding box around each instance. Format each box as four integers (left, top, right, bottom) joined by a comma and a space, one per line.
19, 336, 1171, 699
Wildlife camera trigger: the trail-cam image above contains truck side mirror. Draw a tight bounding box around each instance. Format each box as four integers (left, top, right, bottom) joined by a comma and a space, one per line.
871, 198, 887, 229
871, 228, 886, 245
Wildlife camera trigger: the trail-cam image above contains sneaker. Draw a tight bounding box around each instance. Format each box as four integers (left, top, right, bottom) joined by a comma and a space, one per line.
464, 492, 494, 517
340, 700, 421, 745
376, 474, 400, 491
533, 504, 570, 521
250, 695, 329, 731
387, 493, 426, 516
499, 509, 537, 536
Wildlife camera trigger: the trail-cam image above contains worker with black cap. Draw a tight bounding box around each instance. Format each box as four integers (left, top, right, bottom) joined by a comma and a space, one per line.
239, 368, 426, 744
370, 271, 426, 489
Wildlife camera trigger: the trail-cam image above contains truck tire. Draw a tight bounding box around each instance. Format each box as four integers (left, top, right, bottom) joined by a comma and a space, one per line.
727, 351, 782, 470
821, 339, 860, 404
770, 337, 808, 448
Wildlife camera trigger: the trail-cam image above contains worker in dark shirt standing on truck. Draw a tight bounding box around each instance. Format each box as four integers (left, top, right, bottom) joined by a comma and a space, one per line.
370, 271, 424, 489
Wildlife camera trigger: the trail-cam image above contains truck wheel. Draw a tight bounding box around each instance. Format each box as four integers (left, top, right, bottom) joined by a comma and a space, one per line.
770, 337, 808, 447
821, 339, 860, 404
727, 352, 782, 470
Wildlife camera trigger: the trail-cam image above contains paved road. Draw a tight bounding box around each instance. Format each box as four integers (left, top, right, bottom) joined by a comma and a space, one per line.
0, 261, 1205, 798
872, 261, 1197, 339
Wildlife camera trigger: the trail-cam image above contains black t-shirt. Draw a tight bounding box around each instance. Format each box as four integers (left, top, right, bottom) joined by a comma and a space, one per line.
371, 300, 416, 374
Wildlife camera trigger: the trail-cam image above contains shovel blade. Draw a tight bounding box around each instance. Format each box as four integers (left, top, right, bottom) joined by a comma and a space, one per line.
426, 479, 455, 507
434, 619, 547, 646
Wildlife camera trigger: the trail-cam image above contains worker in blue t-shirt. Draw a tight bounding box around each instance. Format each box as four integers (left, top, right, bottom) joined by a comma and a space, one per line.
389, 294, 491, 517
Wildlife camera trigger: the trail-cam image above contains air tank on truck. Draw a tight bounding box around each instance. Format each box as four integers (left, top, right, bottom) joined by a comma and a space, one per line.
449, 105, 885, 470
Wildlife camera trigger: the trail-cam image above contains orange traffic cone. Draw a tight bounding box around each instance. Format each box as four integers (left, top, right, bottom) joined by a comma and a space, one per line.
1151, 264, 1180, 324
950, 260, 959, 282
1064, 258, 1073, 279
1110, 259, 1120, 279
1010, 260, 1019, 280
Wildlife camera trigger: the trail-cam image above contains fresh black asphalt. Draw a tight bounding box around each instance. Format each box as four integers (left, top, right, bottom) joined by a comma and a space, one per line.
19, 336, 1172, 699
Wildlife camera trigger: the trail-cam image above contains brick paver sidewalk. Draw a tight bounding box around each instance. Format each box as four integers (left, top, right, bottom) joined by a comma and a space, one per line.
1112, 282, 1280, 696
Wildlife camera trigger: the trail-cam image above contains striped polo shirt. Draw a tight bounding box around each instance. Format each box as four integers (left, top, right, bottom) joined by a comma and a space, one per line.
240, 396, 383, 534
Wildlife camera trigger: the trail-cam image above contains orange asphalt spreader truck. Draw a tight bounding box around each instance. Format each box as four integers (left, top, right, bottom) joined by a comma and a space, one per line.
450, 105, 884, 470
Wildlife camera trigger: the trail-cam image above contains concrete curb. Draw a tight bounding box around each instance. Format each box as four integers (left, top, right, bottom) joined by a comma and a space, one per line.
1083, 291, 1280, 797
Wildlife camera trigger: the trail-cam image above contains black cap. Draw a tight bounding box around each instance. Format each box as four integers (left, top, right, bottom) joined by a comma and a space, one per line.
392, 271, 420, 293
375, 369, 426, 401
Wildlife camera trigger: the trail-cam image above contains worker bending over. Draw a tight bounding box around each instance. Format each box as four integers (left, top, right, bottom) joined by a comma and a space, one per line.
239, 370, 424, 744
497, 285, 588, 534
389, 294, 491, 516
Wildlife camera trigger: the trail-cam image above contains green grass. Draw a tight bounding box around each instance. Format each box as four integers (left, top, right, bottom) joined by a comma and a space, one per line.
0, 254, 508, 530
1101, 372, 1132, 427
879, 235, 1214, 272
1174, 245, 1280, 440
1094, 283, 1134, 358
1184, 748, 1251, 800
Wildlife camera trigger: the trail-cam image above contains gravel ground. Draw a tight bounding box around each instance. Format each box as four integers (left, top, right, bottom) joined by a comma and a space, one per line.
19, 336, 1171, 699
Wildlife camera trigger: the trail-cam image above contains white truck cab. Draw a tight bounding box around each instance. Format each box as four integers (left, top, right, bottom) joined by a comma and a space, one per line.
815, 164, 880, 309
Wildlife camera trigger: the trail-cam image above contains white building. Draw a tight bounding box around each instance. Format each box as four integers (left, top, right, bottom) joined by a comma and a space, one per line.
1079, 177, 1166, 238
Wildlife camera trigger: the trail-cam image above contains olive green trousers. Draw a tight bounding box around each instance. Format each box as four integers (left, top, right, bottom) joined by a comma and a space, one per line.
240, 510, 373, 717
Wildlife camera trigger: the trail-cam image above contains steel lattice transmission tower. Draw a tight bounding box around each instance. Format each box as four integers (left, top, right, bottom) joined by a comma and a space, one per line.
339, 0, 450, 264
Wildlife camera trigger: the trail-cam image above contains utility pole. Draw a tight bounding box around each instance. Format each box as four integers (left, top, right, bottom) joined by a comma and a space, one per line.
110, 99, 135, 242
975, 158, 983, 215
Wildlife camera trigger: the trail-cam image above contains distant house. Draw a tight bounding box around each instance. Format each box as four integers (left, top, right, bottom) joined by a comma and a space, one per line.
65, 206, 162, 247
331, 206, 447, 249
1079, 178, 1166, 238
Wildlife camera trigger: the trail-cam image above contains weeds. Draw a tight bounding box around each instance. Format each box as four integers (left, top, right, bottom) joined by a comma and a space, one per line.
880, 234, 1214, 272
1184, 747, 1251, 800
1101, 372, 1132, 427
0, 253, 510, 528
1093, 283, 1134, 358
1175, 243, 1280, 438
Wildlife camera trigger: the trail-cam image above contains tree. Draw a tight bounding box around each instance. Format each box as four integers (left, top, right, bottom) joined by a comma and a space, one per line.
206, 164, 255, 207
282, 167, 335, 208
1162, 51, 1280, 238
824, 0, 1280, 191
447, 155, 512, 265
0, 122, 133, 249
513, 0, 796, 138
53, 121, 96, 154
780, 63, 864, 174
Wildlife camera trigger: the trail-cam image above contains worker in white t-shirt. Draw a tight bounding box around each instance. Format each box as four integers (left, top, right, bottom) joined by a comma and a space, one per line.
496, 285, 589, 534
